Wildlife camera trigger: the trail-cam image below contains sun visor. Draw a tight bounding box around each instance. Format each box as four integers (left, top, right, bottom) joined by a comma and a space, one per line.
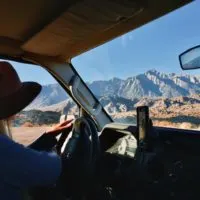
22, 1, 143, 57
21, 0, 192, 61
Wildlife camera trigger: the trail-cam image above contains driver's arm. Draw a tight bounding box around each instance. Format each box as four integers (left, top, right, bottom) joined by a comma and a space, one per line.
0, 135, 61, 188
28, 133, 57, 151
29, 119, 73, 151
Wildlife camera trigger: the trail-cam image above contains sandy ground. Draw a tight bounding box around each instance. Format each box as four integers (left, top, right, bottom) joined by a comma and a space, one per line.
11, 127, 52, 146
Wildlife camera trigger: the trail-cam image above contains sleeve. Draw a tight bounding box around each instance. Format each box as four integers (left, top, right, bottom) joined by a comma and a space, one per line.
29, 133, 57, 151
0, 136, 62, 188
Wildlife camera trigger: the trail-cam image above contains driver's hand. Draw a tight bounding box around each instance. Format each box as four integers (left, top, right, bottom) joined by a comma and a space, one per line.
45, 119, 74, 136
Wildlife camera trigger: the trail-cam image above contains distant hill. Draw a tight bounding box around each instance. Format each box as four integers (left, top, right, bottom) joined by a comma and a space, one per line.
39, 99, 76, 113
26, 70, 200, 110
25, 84, 68, 110
89, 70, 200, 99
19, 70, 200, 129
16, 93, 200, 128
32, 95, 135, 114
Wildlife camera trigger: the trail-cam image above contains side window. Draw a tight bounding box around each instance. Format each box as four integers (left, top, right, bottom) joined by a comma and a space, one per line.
8, 61, 78, 145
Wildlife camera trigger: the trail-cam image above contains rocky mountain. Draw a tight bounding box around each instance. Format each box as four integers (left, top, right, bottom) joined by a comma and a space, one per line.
35, 95, 136, 115
90, 70, 200, 99
134, 94, 200, 109
88, 77, 124, 97
39, 99, 76, 113
14, 69, 200, 129
112, 94, 200, 129
26, 70, 200, 110
16, 94, 200, 128
25, 84, 68, 110
99, 95, 137, 113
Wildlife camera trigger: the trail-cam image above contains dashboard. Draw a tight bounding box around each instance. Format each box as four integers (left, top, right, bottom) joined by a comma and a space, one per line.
99, 122, 200, 200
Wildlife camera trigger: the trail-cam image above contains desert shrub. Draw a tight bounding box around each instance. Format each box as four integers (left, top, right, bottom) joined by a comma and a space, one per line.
13, 110, 60, 126
21, 122, 34, 127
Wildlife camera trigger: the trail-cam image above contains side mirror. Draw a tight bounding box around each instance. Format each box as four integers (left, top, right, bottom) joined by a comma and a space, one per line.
179, 45, 200, 70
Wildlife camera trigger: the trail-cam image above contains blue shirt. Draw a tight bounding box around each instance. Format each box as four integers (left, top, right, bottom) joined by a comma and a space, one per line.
0, 135, 62, 200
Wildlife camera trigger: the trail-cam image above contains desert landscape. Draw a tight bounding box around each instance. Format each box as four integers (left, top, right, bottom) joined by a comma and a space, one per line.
113, 95, 200, 130
11, 127, 52, 146
12, 70, 200, 145
12, 94, 200, 146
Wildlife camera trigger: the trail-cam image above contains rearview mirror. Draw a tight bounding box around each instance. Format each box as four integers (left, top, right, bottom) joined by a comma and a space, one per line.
179, 45, 200, 70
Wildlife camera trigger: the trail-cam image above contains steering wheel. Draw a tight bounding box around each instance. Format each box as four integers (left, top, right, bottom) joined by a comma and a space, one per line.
29, 117, 100, 200
59, 117, 101, 197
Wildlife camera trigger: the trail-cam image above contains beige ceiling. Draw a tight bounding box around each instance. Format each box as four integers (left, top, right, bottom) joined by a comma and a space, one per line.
0, 0, 193, 63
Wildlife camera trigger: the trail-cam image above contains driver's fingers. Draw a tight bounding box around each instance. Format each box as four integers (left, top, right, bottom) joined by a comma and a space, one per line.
59, 122, 73, 130
59, 119, 74, 127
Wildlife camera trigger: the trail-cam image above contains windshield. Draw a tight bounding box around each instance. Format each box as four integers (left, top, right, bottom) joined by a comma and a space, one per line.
72, 1, 200, 131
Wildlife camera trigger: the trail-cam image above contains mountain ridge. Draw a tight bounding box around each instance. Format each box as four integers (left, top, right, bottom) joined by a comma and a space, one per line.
26, 70, 200, 110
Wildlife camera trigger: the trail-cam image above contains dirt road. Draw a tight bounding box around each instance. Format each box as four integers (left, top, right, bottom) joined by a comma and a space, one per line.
11, 127, 51, 146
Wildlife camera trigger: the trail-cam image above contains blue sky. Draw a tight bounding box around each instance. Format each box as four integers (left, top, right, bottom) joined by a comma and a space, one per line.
72, 0, 200, 82
6, 61, 56, 85
10, 1, 200, 84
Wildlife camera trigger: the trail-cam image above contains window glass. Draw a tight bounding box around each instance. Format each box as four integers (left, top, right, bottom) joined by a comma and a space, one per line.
3, 61, 77, 145
72, 1, 200, 131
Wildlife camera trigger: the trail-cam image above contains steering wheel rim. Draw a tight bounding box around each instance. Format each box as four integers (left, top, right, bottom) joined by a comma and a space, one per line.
62, 117, 100, 163
60, 117, 101, 196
